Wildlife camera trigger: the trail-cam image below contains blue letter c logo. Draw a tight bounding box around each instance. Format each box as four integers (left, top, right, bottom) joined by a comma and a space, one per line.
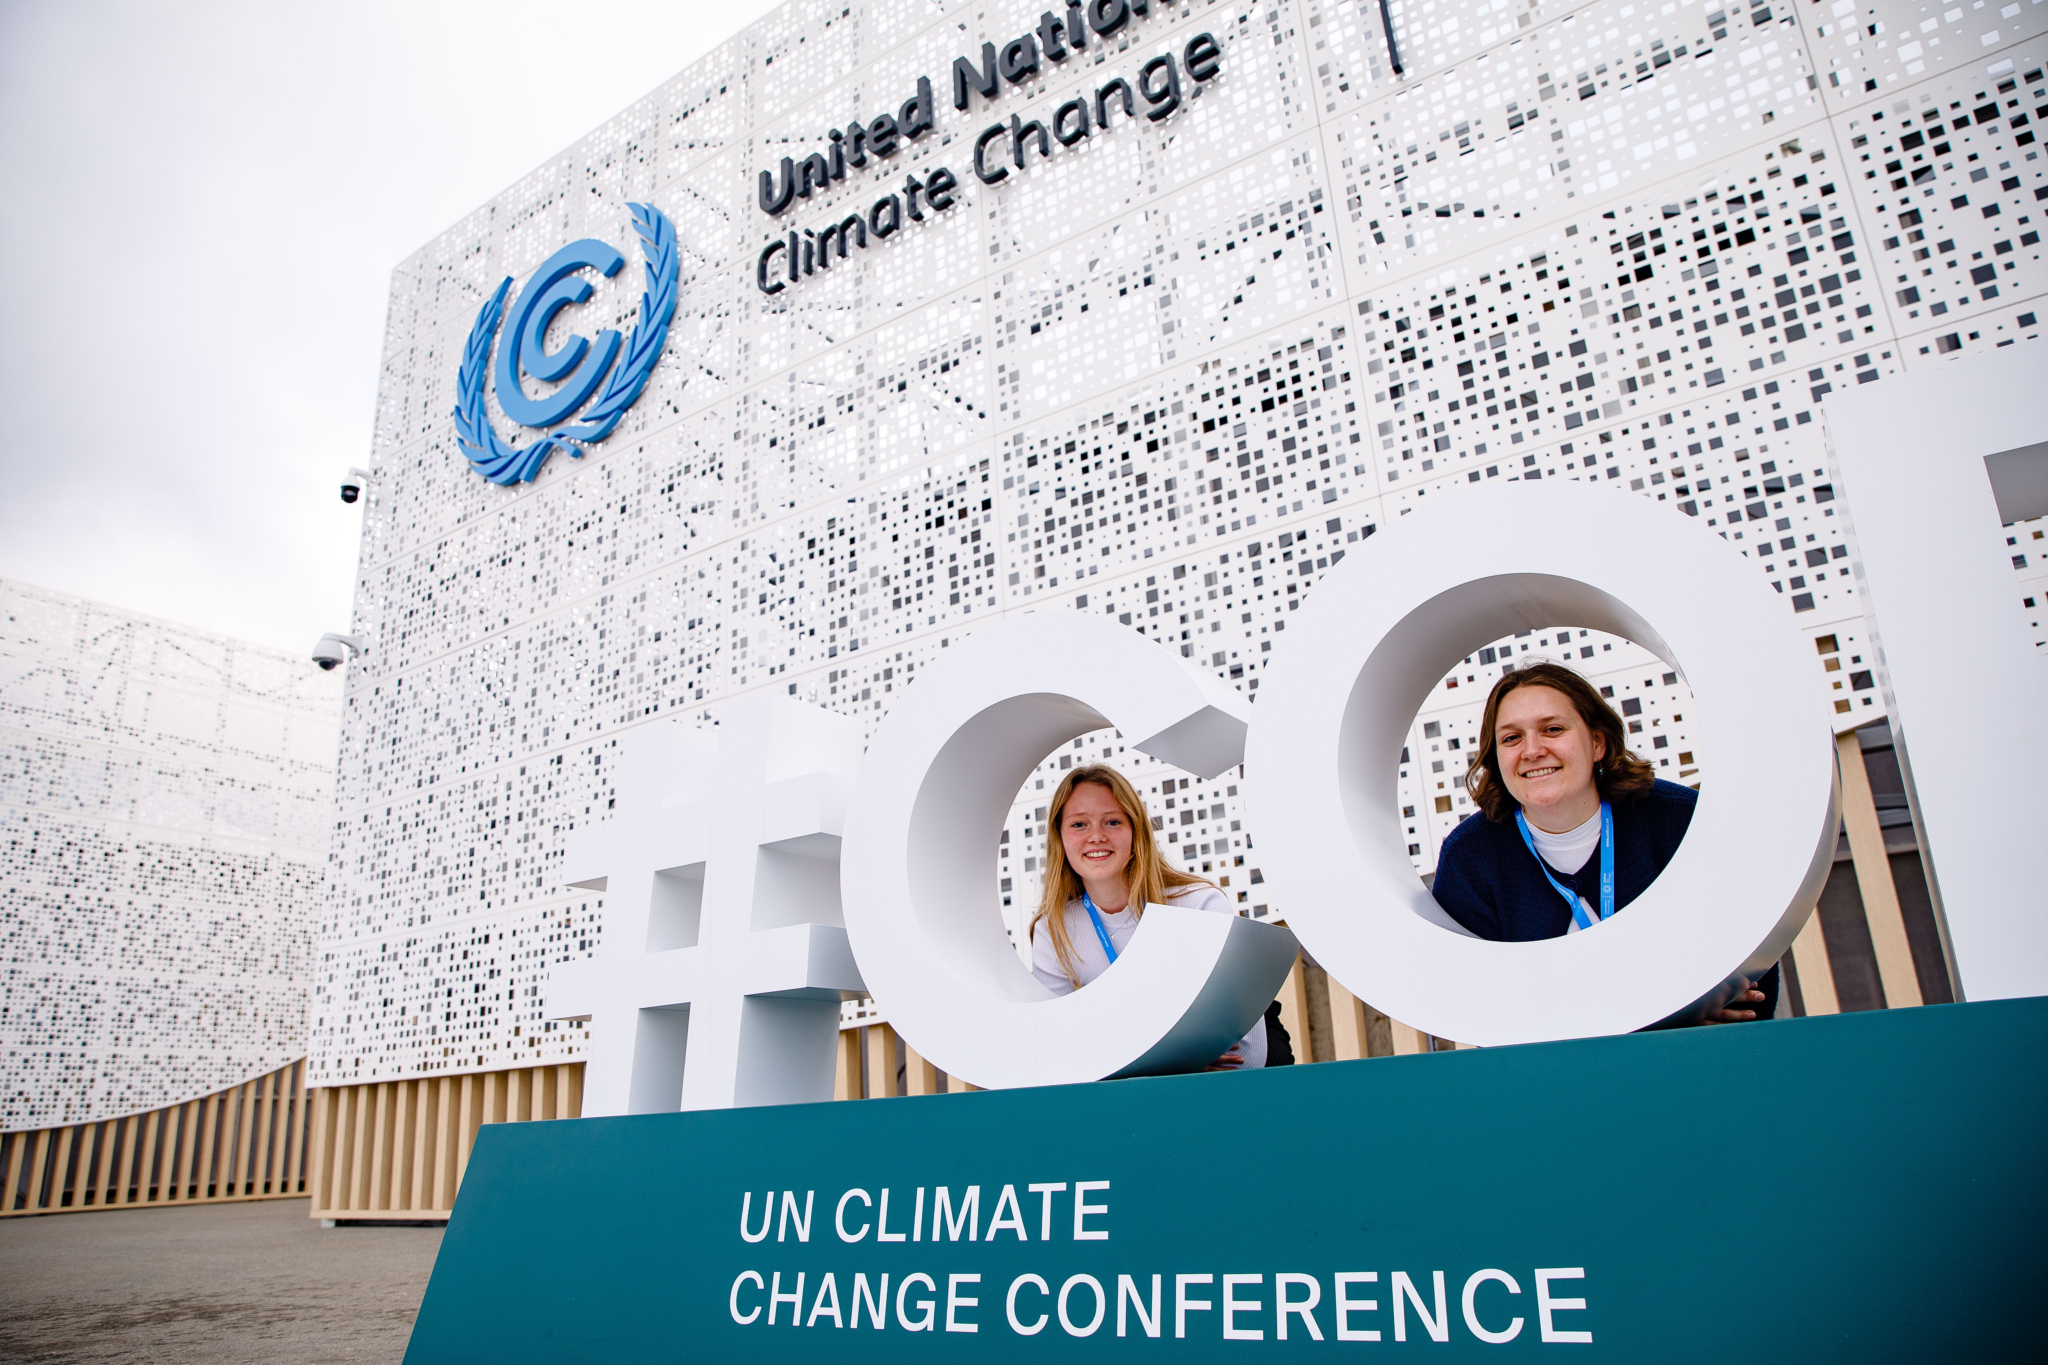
492, 239, 625, 429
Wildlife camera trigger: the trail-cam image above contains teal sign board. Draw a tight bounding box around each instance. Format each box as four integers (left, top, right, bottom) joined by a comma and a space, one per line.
406, 999, 2045, 1361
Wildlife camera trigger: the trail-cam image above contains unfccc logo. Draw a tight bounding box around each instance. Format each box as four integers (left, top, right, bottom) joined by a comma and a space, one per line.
453, 202, 679, 485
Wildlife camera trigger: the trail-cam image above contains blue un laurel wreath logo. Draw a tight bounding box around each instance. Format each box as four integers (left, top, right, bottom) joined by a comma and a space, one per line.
453, 202, 679, 485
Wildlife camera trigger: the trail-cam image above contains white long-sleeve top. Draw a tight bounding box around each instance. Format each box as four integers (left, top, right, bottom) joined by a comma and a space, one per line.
1029, 882, 1268, 1068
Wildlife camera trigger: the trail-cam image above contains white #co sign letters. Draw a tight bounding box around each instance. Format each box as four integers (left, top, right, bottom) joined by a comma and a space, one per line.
552, 443, 2048, 1104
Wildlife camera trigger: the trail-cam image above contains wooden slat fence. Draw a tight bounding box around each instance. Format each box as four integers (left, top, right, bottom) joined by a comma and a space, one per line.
1, 1061, 308, 1218
307, 1062, 583, 1222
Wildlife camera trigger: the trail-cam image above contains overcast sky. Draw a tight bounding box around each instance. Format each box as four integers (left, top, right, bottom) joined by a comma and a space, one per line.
0, 0, 781, 655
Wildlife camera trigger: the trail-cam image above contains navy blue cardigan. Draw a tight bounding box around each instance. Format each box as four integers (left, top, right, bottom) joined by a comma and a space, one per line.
1431, 780, 1779, 1018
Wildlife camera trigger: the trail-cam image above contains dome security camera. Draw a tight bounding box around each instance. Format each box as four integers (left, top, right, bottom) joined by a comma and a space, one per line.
312, 633, 365, 671
340, 467, 373, 505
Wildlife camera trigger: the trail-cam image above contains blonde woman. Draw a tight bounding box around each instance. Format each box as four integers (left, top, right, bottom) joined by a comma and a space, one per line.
1029, 764, 1266, 1069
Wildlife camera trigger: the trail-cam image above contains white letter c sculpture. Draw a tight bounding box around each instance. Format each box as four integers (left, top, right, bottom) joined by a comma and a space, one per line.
840, 612, 1301, 1089
1248, 481, 1840, 1047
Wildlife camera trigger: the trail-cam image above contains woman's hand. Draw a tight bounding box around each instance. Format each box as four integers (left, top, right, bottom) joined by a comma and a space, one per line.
1702, 984, 1768, 1024
1204, 1045, 1247, 1071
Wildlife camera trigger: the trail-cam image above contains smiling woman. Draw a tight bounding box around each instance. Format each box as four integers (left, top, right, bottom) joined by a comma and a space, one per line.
1430, 661, 1777, 1027
1029, 765, 1267, 1069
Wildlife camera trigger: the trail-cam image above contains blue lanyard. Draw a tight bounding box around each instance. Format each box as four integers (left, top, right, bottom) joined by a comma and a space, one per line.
1080, 891, 1134, 962
1514, 802, 1614, 932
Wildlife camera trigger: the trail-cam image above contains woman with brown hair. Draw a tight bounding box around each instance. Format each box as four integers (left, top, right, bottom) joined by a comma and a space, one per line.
1029, 764, 1266, 1067
1430, 660, 1774, 1023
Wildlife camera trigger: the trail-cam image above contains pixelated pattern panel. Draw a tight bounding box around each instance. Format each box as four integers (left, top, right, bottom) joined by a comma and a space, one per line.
0, 581, 341, 1130
320, 0, 2043, 1085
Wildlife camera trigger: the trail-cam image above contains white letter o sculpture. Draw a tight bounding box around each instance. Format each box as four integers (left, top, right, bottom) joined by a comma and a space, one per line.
1248, 481, 1839, 1047
840, 613, 1301, 1089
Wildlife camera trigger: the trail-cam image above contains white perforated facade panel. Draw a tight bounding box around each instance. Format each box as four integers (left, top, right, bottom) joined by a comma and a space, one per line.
319, 0, 2045, 1086
0, 581, 341, 1130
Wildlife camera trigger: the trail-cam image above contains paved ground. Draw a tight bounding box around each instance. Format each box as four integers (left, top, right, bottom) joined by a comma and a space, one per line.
0, 1199, 441, 1364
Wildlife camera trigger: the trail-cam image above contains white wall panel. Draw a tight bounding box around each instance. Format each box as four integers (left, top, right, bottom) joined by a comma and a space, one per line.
318, 0, 2045, 1085
0, 581, 341, 1129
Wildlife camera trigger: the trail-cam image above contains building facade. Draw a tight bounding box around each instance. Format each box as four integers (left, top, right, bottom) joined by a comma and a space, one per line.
317, 0, 2044, 1106
0, 581, 342, 1131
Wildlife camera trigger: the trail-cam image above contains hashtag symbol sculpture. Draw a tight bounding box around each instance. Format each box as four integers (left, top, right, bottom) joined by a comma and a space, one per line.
545, 694, 865, 1113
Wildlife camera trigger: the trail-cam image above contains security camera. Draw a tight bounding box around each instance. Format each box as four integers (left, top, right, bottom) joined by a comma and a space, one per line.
340, 467, 373, 505
312, 633, 365, 671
